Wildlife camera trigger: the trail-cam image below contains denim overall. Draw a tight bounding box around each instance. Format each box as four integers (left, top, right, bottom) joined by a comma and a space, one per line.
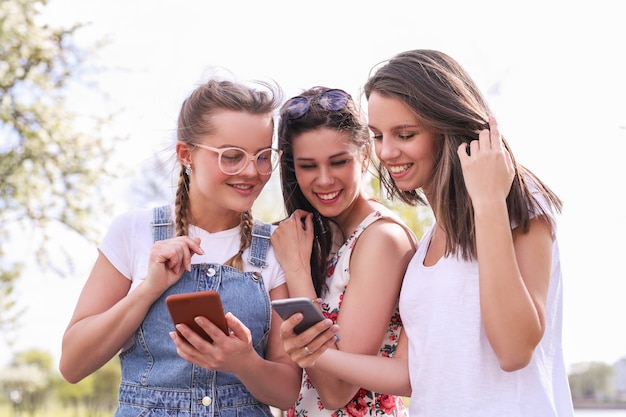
115, 205, 274, 417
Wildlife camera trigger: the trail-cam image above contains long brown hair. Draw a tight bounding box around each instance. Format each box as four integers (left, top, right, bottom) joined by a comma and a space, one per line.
364, 49, 562, 260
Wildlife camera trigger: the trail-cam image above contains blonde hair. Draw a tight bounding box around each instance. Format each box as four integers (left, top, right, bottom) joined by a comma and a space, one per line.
174, 79, 281, 269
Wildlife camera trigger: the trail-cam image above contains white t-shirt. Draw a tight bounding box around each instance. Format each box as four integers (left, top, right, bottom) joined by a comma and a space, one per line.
99, 207, 285, 294
400, 192, 574, 417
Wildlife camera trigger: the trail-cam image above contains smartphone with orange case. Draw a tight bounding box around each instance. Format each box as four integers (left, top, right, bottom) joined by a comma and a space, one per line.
165, 290, 229, 343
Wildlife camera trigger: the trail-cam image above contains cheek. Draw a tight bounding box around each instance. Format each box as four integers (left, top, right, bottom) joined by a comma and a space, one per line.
294, 169, 309, 190
260, 173, 273, 185
373, 141, 383, 159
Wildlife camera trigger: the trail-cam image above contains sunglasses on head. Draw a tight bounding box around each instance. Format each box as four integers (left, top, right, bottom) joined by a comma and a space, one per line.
282, 89, 351, 120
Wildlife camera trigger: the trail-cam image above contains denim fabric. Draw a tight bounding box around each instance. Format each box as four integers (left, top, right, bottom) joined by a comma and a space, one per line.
115, 206, 273, 417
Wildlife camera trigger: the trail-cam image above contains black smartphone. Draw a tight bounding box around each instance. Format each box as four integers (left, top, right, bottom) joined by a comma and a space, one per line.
271, 297, 326, 334
165, 290, 229, 343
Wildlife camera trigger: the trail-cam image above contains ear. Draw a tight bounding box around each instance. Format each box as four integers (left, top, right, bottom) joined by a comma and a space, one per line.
361, 144, 371, 173
176, 142, 193, 166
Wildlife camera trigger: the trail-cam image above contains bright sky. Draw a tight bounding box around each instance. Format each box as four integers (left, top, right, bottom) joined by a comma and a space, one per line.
3, 0, 625, 371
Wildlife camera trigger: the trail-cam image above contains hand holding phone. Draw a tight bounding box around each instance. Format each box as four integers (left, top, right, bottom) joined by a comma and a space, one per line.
166, 290, 229, 343
271, 297, 326, 334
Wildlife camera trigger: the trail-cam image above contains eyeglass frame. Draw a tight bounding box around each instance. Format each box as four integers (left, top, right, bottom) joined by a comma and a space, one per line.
193, 143, 283, 175
281, 88, 351, 120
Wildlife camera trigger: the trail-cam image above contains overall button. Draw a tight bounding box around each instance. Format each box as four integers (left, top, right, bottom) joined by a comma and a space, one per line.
206, 267, 216, 277
201, 396, 212, 406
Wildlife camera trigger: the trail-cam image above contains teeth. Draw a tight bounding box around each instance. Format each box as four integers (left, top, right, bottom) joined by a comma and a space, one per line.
388, 164, 411, 174
318, 191, 340, 200
232, 184, 253, 190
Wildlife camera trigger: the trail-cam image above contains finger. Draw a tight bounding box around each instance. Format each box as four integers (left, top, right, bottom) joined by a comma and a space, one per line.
174, 323, 204, 348
302, 212, 314, 233
181, 244, 193, 272
189, 237, 204, 255
478, 124, 490, 149
297, 330, 338, 367
279, 312, 303, 339
224, 312, 245, 340
457, 142, 470, 162
469, 139, 480, 156
488, 115, 503, 150
308, 325, 341, 350
194, 316, 227, 344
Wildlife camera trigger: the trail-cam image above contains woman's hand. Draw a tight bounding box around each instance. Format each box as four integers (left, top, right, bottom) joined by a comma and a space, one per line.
170, 312, 257, 374
457, 115, 515, 209
279, 311, 340, 368
144, 236, 204, 295
271, 209, 314, 276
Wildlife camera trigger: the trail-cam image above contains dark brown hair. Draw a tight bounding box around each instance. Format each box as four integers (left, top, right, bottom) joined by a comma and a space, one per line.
277, 86, 370, 296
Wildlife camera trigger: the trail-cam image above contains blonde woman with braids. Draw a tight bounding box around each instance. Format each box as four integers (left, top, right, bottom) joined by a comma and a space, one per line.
60, 79, 301, 416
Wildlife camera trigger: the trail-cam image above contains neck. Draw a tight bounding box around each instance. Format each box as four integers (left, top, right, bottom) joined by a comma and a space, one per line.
189, 205, 242, 233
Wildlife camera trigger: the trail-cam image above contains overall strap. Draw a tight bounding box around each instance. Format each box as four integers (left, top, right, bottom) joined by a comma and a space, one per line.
248, 219, 271, 268
152, 205, 175, 243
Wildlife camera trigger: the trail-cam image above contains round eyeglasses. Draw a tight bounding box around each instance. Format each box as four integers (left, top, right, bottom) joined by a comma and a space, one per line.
281, 89, 351, 120
193, 144, 282, 175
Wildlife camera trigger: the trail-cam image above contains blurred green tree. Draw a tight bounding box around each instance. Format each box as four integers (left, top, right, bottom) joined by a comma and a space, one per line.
569, 361, 615, 402
0, 349, 54, 416
55, 355, 120, 417
0, 0, 120, 336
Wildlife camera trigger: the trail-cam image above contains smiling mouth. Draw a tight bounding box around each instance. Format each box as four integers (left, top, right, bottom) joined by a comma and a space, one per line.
388, 163, 412, 174
316, 190, 340, 200
231, 184, 254, 190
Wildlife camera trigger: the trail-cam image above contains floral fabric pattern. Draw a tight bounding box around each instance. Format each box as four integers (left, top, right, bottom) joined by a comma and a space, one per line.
287, 211, 408, 417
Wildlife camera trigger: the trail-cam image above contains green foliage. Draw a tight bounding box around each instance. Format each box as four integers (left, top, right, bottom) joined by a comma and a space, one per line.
366, 171, 434, 239
1, 349, 120, 416
569, 361, 615, 401
55, 356, 120, 416
0, 0, 120, 330
0, 349, 55, 416
12, 349, 53, 372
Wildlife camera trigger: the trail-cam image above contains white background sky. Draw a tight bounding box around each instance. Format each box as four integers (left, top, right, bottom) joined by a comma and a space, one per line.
2, 0, 625, 372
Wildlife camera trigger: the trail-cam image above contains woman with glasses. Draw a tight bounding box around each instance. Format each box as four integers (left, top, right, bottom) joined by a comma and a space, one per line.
282, 50, 574, 417
59, 79, 301, 416
270, 86, 416, 416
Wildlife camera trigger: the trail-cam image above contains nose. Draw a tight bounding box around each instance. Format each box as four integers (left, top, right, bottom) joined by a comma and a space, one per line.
374, 136, 398, 162
316, 166, 334, 186
240, 155, 259, 176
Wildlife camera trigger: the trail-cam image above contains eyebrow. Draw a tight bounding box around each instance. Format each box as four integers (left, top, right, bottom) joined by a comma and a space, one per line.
376, 123, 423, 130
295, 151, 352, 161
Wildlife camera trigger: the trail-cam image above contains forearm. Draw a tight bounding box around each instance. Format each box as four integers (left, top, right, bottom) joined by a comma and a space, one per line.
474, 201, 543, 369
60, 284, 160, 383
303, 345, 363, 409
314, 349, 411, 397
235, 355, 301, 410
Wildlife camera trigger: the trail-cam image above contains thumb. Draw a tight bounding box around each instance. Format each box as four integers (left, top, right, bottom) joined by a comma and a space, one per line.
225, 312, 246, 338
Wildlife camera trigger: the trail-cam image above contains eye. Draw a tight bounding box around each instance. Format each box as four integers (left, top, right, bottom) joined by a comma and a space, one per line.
331, 159, 350, 167
297, 163, 316, 170
222, 149, 244, 163
399, 133, 415, 140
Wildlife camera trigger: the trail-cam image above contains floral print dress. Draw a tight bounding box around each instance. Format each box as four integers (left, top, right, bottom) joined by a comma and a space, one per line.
286, 210, 409, 417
